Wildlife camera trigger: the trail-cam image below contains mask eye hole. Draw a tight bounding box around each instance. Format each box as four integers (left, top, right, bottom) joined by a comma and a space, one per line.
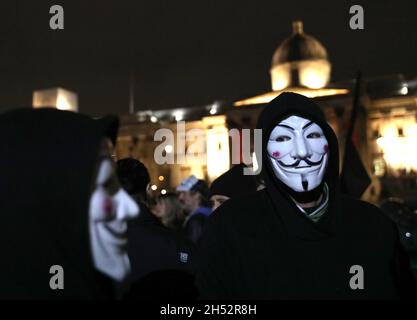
306, 132, 322, 139
275, 135, 291, 142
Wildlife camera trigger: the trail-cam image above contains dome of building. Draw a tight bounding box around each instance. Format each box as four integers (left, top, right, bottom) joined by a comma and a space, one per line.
270, 21, 331, 90
272, 21, 328, 65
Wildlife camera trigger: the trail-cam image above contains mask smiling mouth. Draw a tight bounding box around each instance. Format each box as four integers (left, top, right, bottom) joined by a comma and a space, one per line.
277, 154, 325, 168
104, 221, 128, 238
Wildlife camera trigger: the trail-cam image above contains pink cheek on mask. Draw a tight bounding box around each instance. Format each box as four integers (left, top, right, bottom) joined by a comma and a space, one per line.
272, 151, 280, 158
324, 145, 329, 153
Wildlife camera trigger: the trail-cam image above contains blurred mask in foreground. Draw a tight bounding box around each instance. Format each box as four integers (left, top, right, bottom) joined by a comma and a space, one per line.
89, 140, 139, 282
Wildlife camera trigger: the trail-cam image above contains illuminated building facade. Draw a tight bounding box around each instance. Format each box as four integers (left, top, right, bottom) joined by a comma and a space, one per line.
116, 21, 417, 204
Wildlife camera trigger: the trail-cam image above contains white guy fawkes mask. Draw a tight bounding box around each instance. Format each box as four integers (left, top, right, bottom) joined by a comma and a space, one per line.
89, 159, 140, 282
267, 115, 329, 192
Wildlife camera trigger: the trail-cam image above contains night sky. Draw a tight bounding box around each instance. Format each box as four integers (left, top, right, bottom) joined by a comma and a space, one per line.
0, 0, 416, 116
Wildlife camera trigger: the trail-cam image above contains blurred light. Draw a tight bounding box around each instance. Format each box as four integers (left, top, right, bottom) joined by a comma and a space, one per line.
400, 86, 408, 95
150, 116, 158, 123
298, 60, 330, 89
174, 111, 184, 121
164, 145, 173, 153
270, 60, 330, 91
161, 189, 167, 195
151, 185, 157, 191
209, 106, 217, 115
270, 64, 290, 90
56, 95, 73, 111
33, 87, 78, 112
376, 119, 417, 173
158, 175, 164, 182
373, 158, 385, 177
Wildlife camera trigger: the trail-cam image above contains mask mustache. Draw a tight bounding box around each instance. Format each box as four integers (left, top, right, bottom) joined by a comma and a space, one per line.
277, 154, 324, 168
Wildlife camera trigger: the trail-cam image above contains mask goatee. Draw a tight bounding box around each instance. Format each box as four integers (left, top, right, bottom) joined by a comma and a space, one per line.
301, 178, 308, 191
281, 180, 324, 204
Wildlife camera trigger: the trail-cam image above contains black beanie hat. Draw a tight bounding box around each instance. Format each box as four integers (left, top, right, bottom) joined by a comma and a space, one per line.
116, 158, 150, 195
209, 164, 258, 199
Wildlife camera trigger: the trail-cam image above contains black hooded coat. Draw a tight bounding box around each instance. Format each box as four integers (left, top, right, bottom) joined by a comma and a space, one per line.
195, 92, 416, 299
0, 108, 118, 299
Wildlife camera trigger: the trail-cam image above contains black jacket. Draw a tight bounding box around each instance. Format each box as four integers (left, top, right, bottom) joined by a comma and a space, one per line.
381, 200, 417, 278
183, 207, 212, 246
126, 203, 197, 299
196, 92, 417, 299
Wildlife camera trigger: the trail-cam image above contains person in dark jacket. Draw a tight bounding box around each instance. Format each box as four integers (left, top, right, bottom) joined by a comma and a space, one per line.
0, 108, 139, 299
209, 164, 258, 211
381, 198, 417, 279
116, 159, 197, 299
116, 158, 150, 205
177, 175, 212, 245
196, 92, 417, 299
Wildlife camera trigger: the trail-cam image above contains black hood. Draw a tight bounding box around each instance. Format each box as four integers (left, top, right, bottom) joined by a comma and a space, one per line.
256, 92, 341, 239
0, 108, 118, 299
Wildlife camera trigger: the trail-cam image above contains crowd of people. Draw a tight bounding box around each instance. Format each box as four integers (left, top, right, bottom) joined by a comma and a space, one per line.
0, 92, 416, 299
115, 157, 260, 299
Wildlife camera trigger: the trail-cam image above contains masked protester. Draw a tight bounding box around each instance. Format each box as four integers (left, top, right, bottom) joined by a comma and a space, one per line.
209, 164, 258, 211
196, 92, 417, 299
0, 108, 139, 299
